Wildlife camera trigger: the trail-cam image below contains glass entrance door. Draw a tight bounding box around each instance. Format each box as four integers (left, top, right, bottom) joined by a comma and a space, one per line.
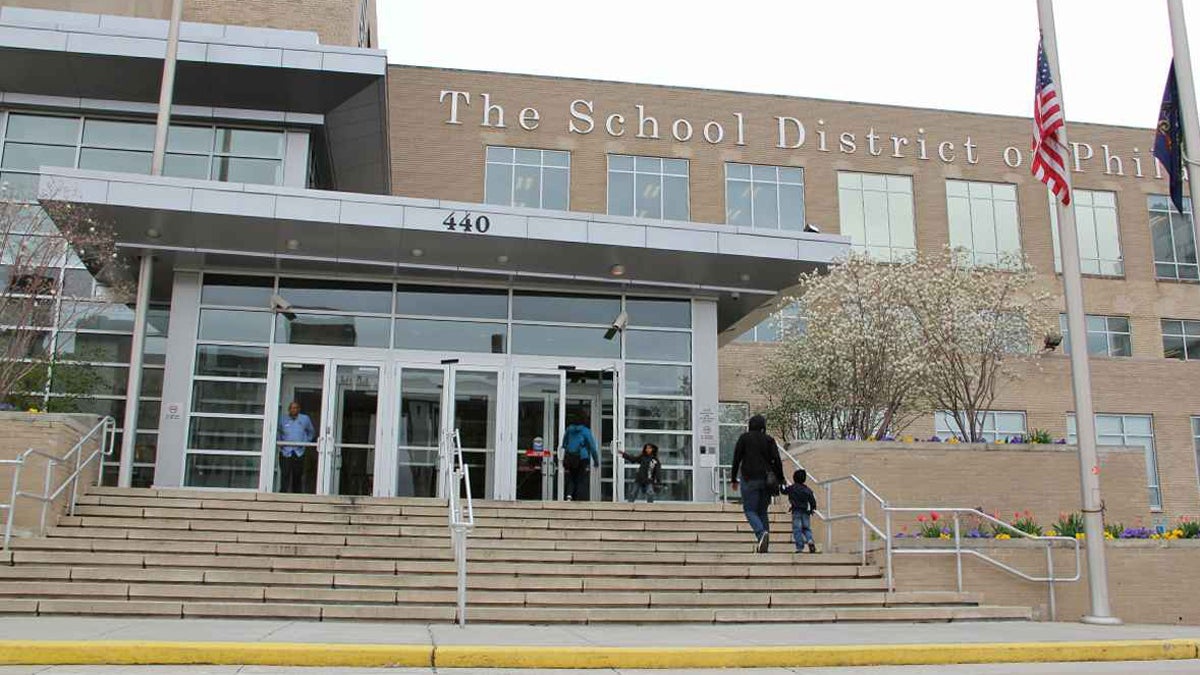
394, 362, 501, 499
265, 356, 382, 496
513, 370, 565, 501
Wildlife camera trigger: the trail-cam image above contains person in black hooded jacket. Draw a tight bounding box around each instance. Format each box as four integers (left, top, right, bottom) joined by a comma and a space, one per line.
730, 414, 784, 553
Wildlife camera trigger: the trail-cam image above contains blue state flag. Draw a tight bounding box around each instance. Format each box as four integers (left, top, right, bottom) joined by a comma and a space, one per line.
1154, 61, 1186, 214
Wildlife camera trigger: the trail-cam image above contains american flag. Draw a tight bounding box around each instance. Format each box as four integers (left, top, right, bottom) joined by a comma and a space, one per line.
1032, 37, 1071, 205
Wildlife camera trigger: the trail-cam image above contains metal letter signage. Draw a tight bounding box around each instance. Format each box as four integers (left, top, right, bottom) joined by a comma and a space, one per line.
443, 212, 491, 234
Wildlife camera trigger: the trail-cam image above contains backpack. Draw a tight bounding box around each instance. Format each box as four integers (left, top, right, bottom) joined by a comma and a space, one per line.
562, 426, 588, 471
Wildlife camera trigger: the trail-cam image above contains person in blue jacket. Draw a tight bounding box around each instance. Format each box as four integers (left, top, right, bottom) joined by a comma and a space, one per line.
560, 415, 599, 501
278, 401, 316, 493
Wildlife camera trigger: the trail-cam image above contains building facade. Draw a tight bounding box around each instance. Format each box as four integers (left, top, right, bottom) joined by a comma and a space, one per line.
2, 1, 1199, 520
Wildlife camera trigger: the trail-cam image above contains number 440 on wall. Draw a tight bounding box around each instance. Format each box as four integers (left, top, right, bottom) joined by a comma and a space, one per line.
443, 212, 491, 233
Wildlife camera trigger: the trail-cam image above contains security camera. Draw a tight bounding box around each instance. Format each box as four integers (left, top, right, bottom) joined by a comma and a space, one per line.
1043, 333, 1063, 351
803, 223, 821, 234
604, 310, 628, 341
271, 294, 297, 321
730, 291, 741, 301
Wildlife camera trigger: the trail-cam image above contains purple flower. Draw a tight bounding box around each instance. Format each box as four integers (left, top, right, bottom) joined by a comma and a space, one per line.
1054, 439, 1068, 444
928, 436, 942, 443
1120, 527, 1153, 539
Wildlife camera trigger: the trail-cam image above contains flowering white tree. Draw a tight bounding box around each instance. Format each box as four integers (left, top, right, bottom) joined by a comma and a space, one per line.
0, 189, 130, 406
903, 248, 1054, 442
757, 248, 1053, 443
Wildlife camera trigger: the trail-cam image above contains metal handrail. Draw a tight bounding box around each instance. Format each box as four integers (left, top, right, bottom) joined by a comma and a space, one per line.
2, 416, 117, 550
776, 443, 1080, 620
446, 428, 473, 627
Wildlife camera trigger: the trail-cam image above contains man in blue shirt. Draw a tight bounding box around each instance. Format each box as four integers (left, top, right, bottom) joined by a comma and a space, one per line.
278, 401, 316, 493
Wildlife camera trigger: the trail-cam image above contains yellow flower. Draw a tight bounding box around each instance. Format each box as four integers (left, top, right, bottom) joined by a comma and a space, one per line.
901, 435, 913, 443
1104, 532, 1115, 540
939, 533, 951, 540
1074, 533, 1085, 540
1045, 529, 1056, 537
995, 533, 1011, 540
1151, 533, 1162, 540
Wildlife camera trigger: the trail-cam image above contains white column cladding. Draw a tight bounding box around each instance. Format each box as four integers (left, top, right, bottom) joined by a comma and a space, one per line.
153, 270, 202, 488
691, 298, 720, 501
117, 254, 153, 488
282, 130, 311, 188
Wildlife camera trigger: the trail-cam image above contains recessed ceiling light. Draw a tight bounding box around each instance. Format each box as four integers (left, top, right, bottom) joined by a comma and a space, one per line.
610, 264, 626, 277
285, 239, 300, 251
145, 228, 160, 239
497, 255, 509, 264
411, 248, 424, 257
740, 273, 751, 282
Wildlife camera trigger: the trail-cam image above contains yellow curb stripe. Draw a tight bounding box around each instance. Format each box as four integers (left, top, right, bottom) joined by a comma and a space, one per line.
0, 641, 432, 668
435, 640, 1200, 669
0, 639, 1195, 669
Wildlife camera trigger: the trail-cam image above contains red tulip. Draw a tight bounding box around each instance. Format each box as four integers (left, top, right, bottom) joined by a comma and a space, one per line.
930, 512, 940, 522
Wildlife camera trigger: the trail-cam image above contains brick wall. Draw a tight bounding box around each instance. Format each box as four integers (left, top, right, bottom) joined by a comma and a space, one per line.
0, 0, 369, 47
892, 540, 1200, 624
789, 441, 1154, 544
0, 413, 105, 538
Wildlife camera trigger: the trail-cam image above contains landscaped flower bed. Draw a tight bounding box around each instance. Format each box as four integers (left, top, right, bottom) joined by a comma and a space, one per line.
894, 511, 1200, 541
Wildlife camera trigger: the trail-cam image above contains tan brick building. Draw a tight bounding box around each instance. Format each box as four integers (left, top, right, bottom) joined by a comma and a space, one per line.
387, 65, 1200, 521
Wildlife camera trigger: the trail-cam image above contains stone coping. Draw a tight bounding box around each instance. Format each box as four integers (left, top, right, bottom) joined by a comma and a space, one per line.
863, 538, 1200, 551
789, 440, 1142, 454
0, 411, 102, 434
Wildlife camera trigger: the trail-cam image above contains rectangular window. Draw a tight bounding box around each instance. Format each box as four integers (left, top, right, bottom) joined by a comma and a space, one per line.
935, 410, 1027, 443
607, 155, 689, 221
1068, 414, 1160, 509
1149, 195, 1197, 281
725, 163, 805, 230
946, 180, 1021, 266
1192, 417, 1200, 495
734, 303, 804, 343
718, 402, 750, 466
1059, 314, 1131, 357
1162, 319, 1200, 360
484, 147, 570, 211
837, 172, 915, 262
1050, 189, 1122, 276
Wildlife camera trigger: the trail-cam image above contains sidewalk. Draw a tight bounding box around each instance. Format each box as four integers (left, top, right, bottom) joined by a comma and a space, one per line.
0, 618, 1197, 669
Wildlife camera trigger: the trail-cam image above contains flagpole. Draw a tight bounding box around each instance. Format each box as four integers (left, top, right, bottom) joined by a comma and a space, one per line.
1167, 0, 1200, 241
1035, 0, 1120, 625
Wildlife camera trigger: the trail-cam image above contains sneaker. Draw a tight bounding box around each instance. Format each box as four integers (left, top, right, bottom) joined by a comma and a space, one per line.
756, 532, 770, 554
808, 542, 817, 554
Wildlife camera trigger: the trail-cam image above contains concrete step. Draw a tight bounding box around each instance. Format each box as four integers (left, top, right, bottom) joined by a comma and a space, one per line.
11, 536, 862, 566
0, 596, 1032, 623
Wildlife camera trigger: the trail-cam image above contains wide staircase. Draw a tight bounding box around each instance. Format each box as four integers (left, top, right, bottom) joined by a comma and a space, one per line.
0, 487, 1032, 623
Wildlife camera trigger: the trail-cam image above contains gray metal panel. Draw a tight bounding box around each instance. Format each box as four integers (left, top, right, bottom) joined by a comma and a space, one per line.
155, 270, 200, 488
691, 298, 720, 502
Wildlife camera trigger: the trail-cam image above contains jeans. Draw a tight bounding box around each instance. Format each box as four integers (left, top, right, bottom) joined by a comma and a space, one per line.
792, 511, 813, 550
629, 482, 656, 503
280, 453, 306, 493
739, 479, 770, 538
565, 465, 592, 501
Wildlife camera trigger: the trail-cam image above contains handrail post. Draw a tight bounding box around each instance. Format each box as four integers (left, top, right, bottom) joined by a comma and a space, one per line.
884, 508, 894, 592
3, 461, 21, 550
953, 512, 963, 593
859, 486, 867, 566
39, 458, 55, 535
1045, 543, 1057, 621
69, 436, 83, 517
824, 483, 833, 552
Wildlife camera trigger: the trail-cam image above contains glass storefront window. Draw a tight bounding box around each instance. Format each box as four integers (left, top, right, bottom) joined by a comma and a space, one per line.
278, 278, 392, 314
625, 398, 691, 431
394, 318, 506, 353
626, 329, 690, 361
274, 314, 390, 348
6, 114, 80, 144
216, 128, 284, 157
626, 364, 692, 396
625, 432, 692, 465
198, 309, 273, 343
48, 396, 124, 418
623, 466, 692, 501
168, 125, 215, 154
395, 286, 508, 319
51, 365, 128, 396
626, 298, 690, 328
195, 345, 269, 378
191, 380, 267, 415
185, 454, 259, 489
57, 332, 133, 362
188, 417, 264, 452
201, 274, 274, 308
140, 367, 164, 397
1, 144, 75, 171
511, 324, 621, 358
512, 291, 620, 324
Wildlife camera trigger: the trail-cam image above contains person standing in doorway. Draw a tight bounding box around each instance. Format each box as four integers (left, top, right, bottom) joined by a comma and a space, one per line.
278, 401, 316, 493
730, 414, 784, 553
561, 415, 599, 501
